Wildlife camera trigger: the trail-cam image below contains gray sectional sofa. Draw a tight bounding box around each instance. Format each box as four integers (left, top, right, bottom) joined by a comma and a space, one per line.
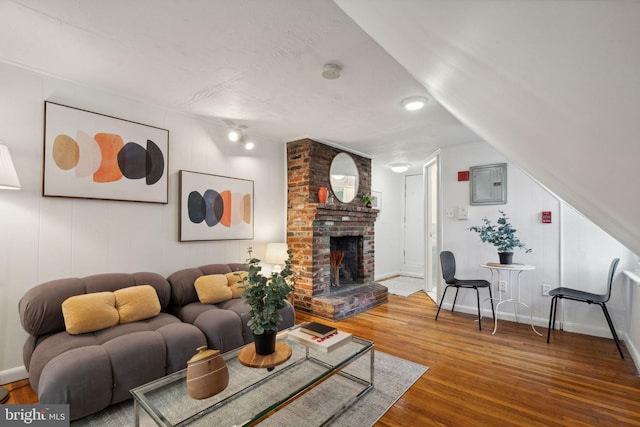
166, 263, 296, 353
18, 264, 296, 421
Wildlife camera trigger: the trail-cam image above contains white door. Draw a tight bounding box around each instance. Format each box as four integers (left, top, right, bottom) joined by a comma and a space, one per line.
403, 174, 424, 273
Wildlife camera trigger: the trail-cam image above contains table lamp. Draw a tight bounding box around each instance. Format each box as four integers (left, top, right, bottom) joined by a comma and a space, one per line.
0, 143, 20, 403
263, 243, 289, 273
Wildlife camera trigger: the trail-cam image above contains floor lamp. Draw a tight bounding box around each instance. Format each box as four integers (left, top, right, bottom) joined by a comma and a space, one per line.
0, 143, 21, 404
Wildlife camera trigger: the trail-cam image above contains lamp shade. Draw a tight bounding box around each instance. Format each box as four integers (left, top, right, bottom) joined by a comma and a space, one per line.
0, 144, 20, 190
264, 243, 289, 265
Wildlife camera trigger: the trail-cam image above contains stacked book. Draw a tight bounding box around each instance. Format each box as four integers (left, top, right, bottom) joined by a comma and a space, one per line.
287, 322, 352, 353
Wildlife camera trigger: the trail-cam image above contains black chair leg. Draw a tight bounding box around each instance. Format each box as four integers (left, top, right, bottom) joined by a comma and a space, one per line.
475, 288, 482, 331
451, 288, 460, 312
488, 285, 495, 320
547, 296, 558, 343
600, 303, 624, 359
435, 286, 451, 320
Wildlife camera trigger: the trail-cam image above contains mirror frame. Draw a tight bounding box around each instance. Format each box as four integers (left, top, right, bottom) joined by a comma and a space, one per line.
329, 152, 359, 204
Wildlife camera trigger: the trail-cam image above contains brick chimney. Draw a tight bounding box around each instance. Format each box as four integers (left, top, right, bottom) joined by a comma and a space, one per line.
287, 139, 387, 320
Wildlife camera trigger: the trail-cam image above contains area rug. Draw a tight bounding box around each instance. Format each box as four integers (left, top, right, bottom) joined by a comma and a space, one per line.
71, 351, 428, 427
382, 276, 424, 297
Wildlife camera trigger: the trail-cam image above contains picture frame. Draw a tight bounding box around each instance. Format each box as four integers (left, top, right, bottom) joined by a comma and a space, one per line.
470, 163, 507, 205
179, 170, 254, 241
371, 191, 382, 210
43, 101, 169, 203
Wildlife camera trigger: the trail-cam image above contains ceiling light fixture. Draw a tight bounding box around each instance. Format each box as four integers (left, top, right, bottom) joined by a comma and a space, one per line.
228, 128, 242, 142
244, 141, 255, 151
401, 96, 428, 111
322, 63, 342, 80
390, 163, 410, 173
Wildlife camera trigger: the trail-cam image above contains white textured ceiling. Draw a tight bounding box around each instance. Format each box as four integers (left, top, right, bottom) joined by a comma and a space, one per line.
4, 0, 638, 255
0, 0, 481, 171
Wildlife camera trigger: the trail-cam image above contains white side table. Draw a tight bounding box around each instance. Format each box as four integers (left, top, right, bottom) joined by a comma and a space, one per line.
480, 263, 542, 336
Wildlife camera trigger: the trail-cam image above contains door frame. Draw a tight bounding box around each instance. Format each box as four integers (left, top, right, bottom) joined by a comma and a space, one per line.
422, 151, 441, 294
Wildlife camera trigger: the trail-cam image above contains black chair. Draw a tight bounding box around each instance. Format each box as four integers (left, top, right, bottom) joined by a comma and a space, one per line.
547, 258, 623, 358
435, 251, 495, 330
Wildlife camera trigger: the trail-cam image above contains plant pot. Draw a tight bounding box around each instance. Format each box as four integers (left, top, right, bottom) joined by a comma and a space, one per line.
498, 252, 514, 265
253, 330, 277, 355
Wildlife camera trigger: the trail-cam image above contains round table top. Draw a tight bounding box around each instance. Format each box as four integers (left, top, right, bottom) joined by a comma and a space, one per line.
481, 262, 535, 271
237, 341, 292, 369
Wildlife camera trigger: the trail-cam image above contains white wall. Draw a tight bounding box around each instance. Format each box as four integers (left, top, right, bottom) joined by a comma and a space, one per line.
439, 142, 637, 353
0, 62, 287, 382
371, 160, 403, 280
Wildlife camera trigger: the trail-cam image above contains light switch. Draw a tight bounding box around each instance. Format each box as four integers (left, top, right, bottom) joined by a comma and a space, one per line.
457, 206, 469, 220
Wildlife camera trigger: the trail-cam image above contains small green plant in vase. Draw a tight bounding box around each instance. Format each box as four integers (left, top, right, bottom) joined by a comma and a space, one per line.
361, 193, 373, 208
241, 247, 296, 355
469, 211, 531, 264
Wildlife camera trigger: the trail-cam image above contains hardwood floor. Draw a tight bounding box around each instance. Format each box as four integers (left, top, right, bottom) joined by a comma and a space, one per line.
5, 292, 640, 426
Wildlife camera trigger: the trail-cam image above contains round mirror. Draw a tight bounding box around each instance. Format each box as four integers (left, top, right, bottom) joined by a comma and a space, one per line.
329, 153, 359, 203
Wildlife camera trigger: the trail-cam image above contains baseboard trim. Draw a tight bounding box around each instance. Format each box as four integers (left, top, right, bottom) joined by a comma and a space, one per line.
0, 366, 28, 385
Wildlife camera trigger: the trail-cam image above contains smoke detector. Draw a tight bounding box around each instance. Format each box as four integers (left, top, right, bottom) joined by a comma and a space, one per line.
322, 63, 342, 80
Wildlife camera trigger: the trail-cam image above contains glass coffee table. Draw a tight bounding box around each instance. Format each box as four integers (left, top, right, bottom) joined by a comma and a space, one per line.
130, 327, 374, 426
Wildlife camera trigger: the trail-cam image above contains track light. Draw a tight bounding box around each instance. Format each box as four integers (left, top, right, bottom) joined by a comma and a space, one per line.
227, 126, 256, 150
228, 129, 242, 142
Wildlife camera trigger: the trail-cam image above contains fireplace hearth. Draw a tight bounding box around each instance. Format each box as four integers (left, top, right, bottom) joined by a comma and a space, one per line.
287, 139, 388, 320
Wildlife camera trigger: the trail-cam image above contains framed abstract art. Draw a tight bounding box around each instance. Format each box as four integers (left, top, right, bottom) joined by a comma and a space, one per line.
43, 101, 169, 203
179, 170, 254, 241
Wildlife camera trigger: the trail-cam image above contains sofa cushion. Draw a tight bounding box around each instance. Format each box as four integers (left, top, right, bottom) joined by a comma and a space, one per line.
194, 274, 232, 304
61, 292, 119, 335
38, 345, 113, 421
19, 272, 173, 338
226, 271, 248, 298
114, 285, 161, 324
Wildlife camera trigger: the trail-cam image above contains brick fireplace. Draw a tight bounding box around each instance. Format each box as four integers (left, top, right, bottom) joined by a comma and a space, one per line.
287, 138, 388, 320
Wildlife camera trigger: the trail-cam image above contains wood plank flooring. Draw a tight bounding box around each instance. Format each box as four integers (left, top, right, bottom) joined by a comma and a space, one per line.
5, 291, 640, 426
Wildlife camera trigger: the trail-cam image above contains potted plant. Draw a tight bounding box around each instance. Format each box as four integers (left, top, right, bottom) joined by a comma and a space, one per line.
469, 211, 531, 264
240, 247, 296, 355
361, 193, 373, 208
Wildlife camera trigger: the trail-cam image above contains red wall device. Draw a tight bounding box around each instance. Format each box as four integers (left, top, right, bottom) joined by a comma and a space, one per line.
542, 211, 552, 223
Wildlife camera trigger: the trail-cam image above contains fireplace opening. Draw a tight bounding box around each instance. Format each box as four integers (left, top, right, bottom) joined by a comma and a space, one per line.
329, 236, 362, 287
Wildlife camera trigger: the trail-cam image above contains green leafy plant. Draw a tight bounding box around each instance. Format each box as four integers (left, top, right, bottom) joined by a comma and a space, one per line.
240, 247, 296, 335
469, 211, 532, 253
361, 193, 373, 205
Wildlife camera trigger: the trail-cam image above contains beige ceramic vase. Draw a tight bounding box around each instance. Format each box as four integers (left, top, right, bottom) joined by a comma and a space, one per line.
186, 346, 229, 400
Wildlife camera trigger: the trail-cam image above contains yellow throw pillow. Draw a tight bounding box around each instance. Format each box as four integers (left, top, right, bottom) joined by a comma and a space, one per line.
62, 292, 119, 335
114, 285, 161, 324
194, 274, 233, 304
226, 271, 248, 298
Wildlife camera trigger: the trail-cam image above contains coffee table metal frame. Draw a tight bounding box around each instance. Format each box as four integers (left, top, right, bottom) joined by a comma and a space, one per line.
130, 327, 374, 426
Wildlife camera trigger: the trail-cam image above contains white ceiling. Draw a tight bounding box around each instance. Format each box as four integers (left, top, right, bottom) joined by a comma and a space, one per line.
2, 0, 640, 255
0, 0, 481, 171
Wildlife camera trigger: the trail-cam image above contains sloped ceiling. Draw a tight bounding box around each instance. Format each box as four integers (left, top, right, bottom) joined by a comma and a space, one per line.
337, 0, 640, 256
